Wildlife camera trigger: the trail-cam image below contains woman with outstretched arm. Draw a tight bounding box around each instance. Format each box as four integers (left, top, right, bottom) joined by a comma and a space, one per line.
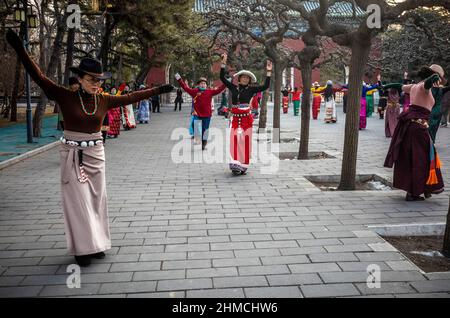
384, 65, 445, 202
6, 29, 174, 267
219, 52, 272, 176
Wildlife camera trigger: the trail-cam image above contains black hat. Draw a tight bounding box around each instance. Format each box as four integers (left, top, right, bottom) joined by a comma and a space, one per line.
68, 77, 79, 86
70, 57, 112, 80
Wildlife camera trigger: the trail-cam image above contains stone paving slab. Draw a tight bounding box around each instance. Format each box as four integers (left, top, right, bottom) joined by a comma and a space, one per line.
0, 103, 449, 297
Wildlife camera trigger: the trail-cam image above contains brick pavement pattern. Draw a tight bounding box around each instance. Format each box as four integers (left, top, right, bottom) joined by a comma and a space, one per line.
0, 103, 449, 298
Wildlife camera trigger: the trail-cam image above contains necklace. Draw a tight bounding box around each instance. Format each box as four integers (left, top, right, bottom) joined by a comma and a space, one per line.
78, 90, 98, 116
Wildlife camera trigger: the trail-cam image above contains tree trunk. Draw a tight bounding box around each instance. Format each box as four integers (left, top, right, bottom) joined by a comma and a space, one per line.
443, 197, 450, 257
272, 61, 283, 143
10, 55, 22, 122
2, 93, 10, 119
298, 62, 312, 159
258, 89, 269, 131
33, 0, 69, 137
338, 39, 371, 190
98, 13, 113, 69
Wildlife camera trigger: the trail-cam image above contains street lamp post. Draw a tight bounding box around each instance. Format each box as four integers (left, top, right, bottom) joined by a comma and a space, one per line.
14, 0, 37, 143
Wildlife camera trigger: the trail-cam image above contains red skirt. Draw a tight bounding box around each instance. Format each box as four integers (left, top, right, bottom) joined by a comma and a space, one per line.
107, 108, 121, 137
312, 96, 321, 119
282, 96, 289, 113
229, 108, 253, 172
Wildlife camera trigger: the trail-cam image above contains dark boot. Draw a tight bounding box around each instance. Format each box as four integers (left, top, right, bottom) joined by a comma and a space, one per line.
202, 140, 207, 151
405, 193, 424, 201
74, 255, 91, 267
91, 252, 106, 259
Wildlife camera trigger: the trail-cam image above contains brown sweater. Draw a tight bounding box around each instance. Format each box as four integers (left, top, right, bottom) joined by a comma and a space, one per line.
14, 44, 162, 133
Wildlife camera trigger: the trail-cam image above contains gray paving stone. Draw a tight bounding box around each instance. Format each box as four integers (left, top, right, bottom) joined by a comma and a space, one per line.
355, 282, 417, 295
3, 265, 59, 276
289, 263, 341, 274
267, 273, 321, 286
99, 281, 157, 294
0, 257, 42, 266
56, 263, 112, 275
244, 286, 302, 298
325, 244, 373, 253
234, 249, 281, 258
187, 288, 244, 298
296, 238, 342, 247
301, 284, 360, 298
162, 259, 211, 270
187, 267, 238, 278
0, 286, 43, 297
128, 291, 185, 298
188, 236, 230, 244
165, 244, 210, 253
214, 276, 268, 288
212, 257, 261, 268
157, 278, 212, 291
211, 242, 255, 250
410, 280, 450, 293
40, 284, 100, 297
238, 265, 290, 276
133, 270, 186, 281
110, 262, 161, 272
0, 276, 25, 286
254, 241, 298, 249
355, 252, 405, 262
395, 293, 450, 298
279, 246, 326, 255
139, 252, 187, 262
188, 251, 234, 260
337, 261, 392, 272
260, 255, 310, 265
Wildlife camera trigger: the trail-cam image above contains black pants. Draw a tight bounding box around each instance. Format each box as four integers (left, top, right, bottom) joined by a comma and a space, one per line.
152, 101, 160, 113
174, 100, 182, 111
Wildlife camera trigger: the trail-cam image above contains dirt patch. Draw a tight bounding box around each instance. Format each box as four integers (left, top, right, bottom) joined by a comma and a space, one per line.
383, 235, 450, 273
304, 174, 392, 191
278, 151, 336, 160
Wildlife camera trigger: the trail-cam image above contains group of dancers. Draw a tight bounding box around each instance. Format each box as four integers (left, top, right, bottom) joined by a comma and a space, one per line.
5, 25, 446, 267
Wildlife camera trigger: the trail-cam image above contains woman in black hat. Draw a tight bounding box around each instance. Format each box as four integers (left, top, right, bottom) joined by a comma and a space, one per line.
6, 29, 173, 267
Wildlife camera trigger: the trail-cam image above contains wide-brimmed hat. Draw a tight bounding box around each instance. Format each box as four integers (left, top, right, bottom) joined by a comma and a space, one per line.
234, 70, 257, 83
70, 57, 112, 80
429, 64, 447, 84
312, 81, 320, 87
197, 77, 208, 85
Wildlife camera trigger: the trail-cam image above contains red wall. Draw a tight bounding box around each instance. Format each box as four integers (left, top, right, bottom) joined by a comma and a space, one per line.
145, 37, 380, 89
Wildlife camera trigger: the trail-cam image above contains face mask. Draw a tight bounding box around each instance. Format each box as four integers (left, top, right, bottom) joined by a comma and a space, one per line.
198, 87, 206, 91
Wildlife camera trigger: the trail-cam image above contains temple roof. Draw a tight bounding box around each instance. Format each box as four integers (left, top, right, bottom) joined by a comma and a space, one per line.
194, 0, 366, 19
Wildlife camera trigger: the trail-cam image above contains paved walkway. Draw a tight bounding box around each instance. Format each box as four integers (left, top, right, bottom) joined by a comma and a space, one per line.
0, 103, 449, 298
